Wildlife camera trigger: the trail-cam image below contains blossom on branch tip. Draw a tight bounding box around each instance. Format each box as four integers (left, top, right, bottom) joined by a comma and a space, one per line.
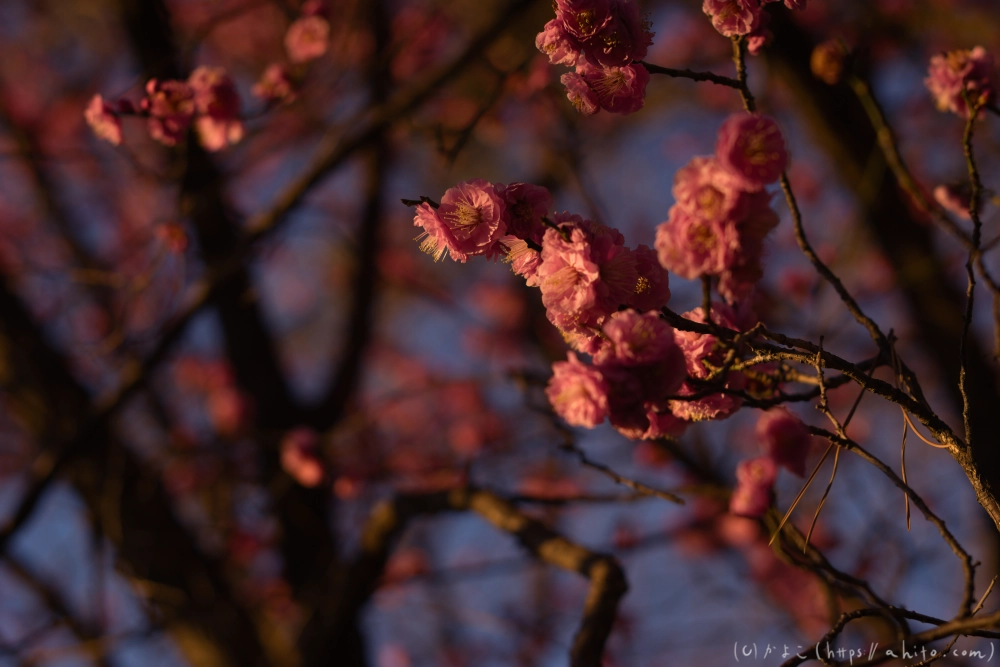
933, 183, 973, 220
925, 46, 996, 118
84, 94, 122, 146
702, 0, 761, 38
583, 0, 653, 68
715, 113, 788, 189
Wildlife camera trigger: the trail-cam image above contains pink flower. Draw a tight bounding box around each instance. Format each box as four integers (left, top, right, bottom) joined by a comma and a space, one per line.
583, 0, 654, 68
628, 244, 671, 311
413, 202, 456, 262
84, 94, 122, 146
141, 79, 195, 147
578, 62, 649, 114
654, 205, 738, 280
702, 0, 761, 37
672, 156, 748, 223
499, 182, 552, 244
536, 19, 582, 67
285, 15, 330, 64
253, 64, 296, 104
717, 190, 779, 303
729, 456, 776, 518
503, 237, 543, 285
561, 72, 600, 115
556, 0, 613, 40
188, 66, 243, 151
670, 303, 749, 422
546, 352, 610, 427
281, 428, 325, 487
715, 113, 788, 189
437, 179, 507, 260
756, 408, 810, 477
538, 225, 602, 319
595, 309, 684, 370
925, 47, 996, 118
933, 183, 973, 220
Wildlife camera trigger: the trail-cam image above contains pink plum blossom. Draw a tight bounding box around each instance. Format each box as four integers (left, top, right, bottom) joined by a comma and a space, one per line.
672, 156, 748, 223
715, 113, 788, 189
536, 19, 581, 67
546, 352, 610, 427
654, 205, 738, 280
436, 179, 508, 261
560, 71, 600, 115
702, 0, 761, 37
285, 15, 330, 64
670, 303, 749, 422
577, 62, 649, 114
503, 237, 543, 286
756, 408, 810, 477
499, 182, 552, 244
729, 456, 777, 517
555, 0, 613, 40
84, 94, 122, 146
717, 190, 779, 303
141, 78, 195, 147
628, 244, 671, 311
583, 0, 653, 68
188, 66, 243, 151
925, 46, 996, 118
413, 202, 457, 262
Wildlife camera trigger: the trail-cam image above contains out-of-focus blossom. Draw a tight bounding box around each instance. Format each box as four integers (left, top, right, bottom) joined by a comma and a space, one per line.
141, 79, 195, 147
189, 66, 243, 151
546, 352, 610, 427
253, 64, 296, 104
925, 47, 996, 118
811, 39, 848, 85
655, 205, 738, 280
729, 456, 776, 517
285, 15, 330, 64
756, 407, 811, 476
280, 428, 324, 487
715, 113, 788, 189
84, 94, 122, 145
933, 183, 973, 220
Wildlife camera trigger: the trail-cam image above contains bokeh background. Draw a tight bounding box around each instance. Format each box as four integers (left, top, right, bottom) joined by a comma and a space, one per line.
1, 0, 1000, 665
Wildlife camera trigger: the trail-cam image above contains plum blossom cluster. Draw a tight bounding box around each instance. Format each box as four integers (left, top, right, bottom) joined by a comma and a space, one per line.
411, 177, 776, 439
730, 407, 811, 517
702, 0, 805, 55
535, 0, 654, 115
85, 66, 243, 151
253, 1, 331, 105
925, 46, 996, 119
655, 113, 787, 303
